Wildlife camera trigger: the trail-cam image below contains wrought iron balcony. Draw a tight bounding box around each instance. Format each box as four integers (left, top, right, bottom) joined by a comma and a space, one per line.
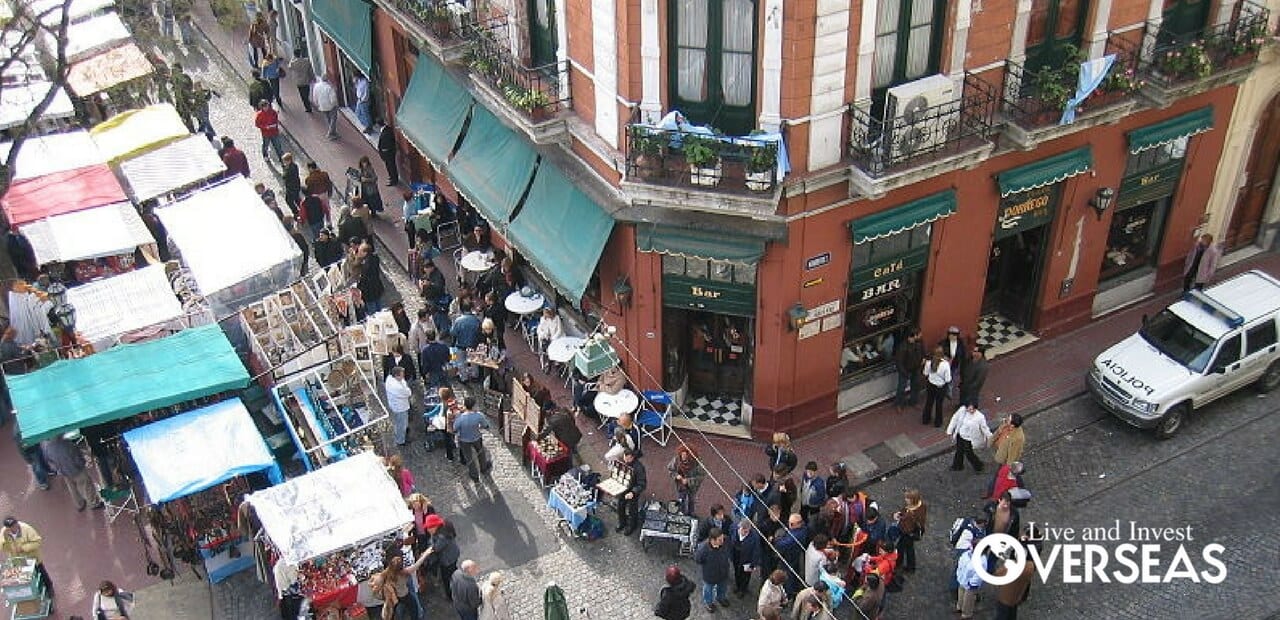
1139, 2, 1271, 90
623, 125, 781, 195
848, 73, 999, 178
389, 0, 471, 46
467, 20, 571, 123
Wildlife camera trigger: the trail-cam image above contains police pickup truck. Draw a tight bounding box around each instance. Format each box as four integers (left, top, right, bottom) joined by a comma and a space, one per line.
1087, 270, 1280, 438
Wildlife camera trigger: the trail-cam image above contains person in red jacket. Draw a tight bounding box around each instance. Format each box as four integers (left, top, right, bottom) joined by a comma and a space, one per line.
254, 100, 284, 162
220, 137, 249, 178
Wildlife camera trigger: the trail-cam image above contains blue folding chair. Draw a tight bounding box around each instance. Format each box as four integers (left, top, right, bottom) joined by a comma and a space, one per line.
636, 390, 673, 447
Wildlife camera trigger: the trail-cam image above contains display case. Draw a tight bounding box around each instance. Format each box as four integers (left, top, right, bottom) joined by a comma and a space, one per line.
272, 357, 391, 471
1, 559, 51, 620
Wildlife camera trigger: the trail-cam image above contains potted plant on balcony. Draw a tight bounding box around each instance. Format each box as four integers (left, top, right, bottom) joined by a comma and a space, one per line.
422, 1, 453, 37
1160, 41, 1212, 80
682, 134, 721, 187
744, 133, 776, 192
629, 125, 664, 181
504, 84, 552, 120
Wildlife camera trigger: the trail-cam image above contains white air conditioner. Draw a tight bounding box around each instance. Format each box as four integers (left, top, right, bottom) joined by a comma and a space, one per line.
883, 74, 958, 162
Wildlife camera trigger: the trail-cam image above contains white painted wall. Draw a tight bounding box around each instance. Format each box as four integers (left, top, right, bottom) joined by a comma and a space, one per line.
808, 0, 851, 169
591, 0, 620, 147
759, 0, 784, 131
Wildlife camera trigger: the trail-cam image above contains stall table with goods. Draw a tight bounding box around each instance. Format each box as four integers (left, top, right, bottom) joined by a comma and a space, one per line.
65, 264, 197, 352
240, 280, 340, 384
271, 356, 391, 471
547, 470, 599, 536
639, 500, 698, 556
1, 558, 50, 619
245, 452, 413, 619
122, 398, 283, 583
525, 436, 571, 487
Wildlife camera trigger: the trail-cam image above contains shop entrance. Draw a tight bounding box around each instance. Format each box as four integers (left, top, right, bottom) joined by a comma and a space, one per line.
663, 308, 753, 426
982, 226, 1048, 327
1225, 93, 1280, 251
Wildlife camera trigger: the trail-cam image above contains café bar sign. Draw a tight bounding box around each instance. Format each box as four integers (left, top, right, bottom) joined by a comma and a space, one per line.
663, 274, 757, 317
995, 184, 1057, 239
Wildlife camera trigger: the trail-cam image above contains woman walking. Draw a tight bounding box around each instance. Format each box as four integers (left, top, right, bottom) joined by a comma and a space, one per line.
358, 156, 384, 216
921, 345, 951, 427
892, 489, 927, 572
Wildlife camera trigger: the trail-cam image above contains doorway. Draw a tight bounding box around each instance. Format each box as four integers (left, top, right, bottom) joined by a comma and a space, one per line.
1225, 93, 1280, 251
983, 226, 1049, 327
663, 308, 753, 427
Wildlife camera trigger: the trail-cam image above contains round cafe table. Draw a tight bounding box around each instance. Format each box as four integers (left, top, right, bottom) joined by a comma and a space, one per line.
594, 389, 640, 420
460, 251, 495, 273
546, 336, 585, 363
504, 291, 545, 315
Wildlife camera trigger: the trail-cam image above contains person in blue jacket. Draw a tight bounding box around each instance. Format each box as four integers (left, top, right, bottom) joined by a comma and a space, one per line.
728, 518, 762, 599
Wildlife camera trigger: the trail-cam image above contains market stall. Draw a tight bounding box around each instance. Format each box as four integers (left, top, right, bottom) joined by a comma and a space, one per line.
19, 201, 153, 267
25, 0, 117, 27
245, 452, 412, 615
65, 41, 153, 98
65, 264, 197, 351
122, 398, 283, 583
638, 500, 698, 556
0, 80, 74, 131
270, 356, 390, 471
548, 470, 599, 535
0, 130, 105, 182
116, 133, 226, 202
10, 323, 250, 445
89, 103, 189, 163
156, 177, 302, 315
43, 11, 130, 63
239, 279, 340, 383
0, 163, 128, 228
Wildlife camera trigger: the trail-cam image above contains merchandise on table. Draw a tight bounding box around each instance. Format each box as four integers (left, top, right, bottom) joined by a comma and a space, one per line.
535, 436, 564, 459
552, 471, 596, 509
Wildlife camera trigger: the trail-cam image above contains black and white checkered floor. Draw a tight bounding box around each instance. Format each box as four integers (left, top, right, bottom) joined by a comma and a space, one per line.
976, 313, 1039, 355
684, 396, 744, 426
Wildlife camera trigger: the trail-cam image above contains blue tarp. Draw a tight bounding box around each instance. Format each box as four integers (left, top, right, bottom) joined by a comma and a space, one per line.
123, 399, 282, 504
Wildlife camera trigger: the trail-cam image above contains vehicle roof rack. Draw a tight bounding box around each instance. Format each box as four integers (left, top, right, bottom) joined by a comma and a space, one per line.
1184, 289, 1245, 328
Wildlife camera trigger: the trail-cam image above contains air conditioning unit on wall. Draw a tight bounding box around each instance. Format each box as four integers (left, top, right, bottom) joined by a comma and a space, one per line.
883, 74, 958, 162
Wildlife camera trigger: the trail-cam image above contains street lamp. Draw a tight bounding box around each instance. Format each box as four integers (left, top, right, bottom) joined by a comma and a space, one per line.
1089, 187, 1116, 220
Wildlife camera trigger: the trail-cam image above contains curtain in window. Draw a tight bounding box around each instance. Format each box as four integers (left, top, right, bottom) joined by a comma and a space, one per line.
721, 0, 754, 107
676, 0, 709, 103
905, 0, 935, 79
873, 0, 901, 89
535, 0, 550, 28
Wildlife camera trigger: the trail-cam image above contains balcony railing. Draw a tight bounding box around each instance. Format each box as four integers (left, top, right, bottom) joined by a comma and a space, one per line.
1139, 2, 1271, 89
391, 0, 470, 44
848, 73, 999, 177
623, 125, 781, 194
467, 18, 571, 121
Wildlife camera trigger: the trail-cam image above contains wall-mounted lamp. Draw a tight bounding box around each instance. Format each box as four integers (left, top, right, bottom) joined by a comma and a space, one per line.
612, 275, 633, 308
786, 303, 808, 332
1089, 187, 1115, 220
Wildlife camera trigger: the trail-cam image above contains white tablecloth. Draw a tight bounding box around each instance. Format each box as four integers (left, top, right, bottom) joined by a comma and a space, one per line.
460, 251, 494, 273
504, 291, 545, 315
594, 389, 639, 419
547, 336, 584, 363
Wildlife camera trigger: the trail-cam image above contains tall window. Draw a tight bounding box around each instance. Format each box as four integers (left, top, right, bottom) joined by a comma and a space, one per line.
528, 0, 557, 66
669, 0, 757, 135
1024, 0, 1088, 74
872, 0, 947, 98
1161, 0, 1210, 42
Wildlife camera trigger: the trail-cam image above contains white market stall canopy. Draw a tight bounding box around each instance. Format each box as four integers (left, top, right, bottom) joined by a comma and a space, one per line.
0, 131, 105, 181
118, 134, 226, 201
156, 177, 302, 314
44, 11, 130, 62
123, 398, 283, 504
66, 41, 152, 97
0, 31, 42, 84
20, 201, 152, 265
0, 81, 75, 130
66, 264, 184, 350
90, 104, 189, 163
24, 0, 116, 26
246, 452, 411, 566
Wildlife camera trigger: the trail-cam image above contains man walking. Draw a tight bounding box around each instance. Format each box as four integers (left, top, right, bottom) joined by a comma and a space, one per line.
191, 80, 218, 142
170, 62, 195, 132
946, 403, 992, 472
992, 413, 1026, 466
449, 560, 483, 620
377, 124, 399, 186
220, 137, 249, 178
959, 345, 989, 408
894, 327, 924, 409
384, 366, 412, 447
1, 517, 52, 597
615, 449, 647, 535
40, 434, 102, 511
354, 74, 373, 132
254, 100, 284, 162
453, 397, 492, 483
304, 161, 335, 216
311, 76, 339, 139
693, 527, 732, 612
1183, 233, 1221, 292
288, 50, 314, 112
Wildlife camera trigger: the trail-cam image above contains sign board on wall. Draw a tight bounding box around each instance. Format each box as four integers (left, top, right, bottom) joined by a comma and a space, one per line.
995, 184, 1059, 240
662, 274, 756, 317
806, 253, 831, 270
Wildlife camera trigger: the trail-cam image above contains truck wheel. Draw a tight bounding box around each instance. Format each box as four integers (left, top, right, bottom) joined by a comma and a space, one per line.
1153, 403, 1187, 440
1257, 360, 1280, 393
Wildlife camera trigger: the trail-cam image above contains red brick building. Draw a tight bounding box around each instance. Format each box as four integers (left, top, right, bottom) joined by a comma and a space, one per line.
305, 0, 1271, 438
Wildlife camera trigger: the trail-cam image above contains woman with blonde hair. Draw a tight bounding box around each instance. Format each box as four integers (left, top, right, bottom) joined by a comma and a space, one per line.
479, 570, 512, 620
764, 432, 797, 476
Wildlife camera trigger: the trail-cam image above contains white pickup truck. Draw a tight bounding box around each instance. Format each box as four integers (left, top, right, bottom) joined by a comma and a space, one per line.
1087, 270, 1280, 438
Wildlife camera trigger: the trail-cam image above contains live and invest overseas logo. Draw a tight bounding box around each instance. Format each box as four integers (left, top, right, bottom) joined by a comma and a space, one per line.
974, 520, 1227, 585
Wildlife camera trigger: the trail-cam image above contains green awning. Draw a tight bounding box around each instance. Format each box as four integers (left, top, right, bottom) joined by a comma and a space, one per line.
12, 325, 249, 444
851, 190, 957, 244
637, 224, 765, 264
448, 106, 538, 225
507, 163, 615, 301
1127, 106, 1214, 154
396, 53, 473, 165
997, 147, 1094, 197
310, 0, 373, 74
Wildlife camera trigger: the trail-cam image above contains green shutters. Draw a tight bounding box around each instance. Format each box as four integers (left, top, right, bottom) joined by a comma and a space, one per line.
1023, 0, 1088, 75
528, 0, 558, 67
669, 0, 758, 135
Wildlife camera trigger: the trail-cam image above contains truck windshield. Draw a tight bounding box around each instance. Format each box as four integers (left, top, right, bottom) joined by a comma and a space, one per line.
1139, 309, 1216, 372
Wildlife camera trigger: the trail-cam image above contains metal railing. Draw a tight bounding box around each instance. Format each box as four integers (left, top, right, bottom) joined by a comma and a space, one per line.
392, 0, 469, 43
467, 17, 572, 121
848, 73, 999, 177
1001, 57, 1082, 129
1087, 31, 1145, 110
623, 125, 781, 194
1139, 2, 1271, 88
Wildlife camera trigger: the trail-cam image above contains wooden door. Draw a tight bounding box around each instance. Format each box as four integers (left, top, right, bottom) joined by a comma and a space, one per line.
1226, 95, 1280, 250
1024, 0, 1089, 75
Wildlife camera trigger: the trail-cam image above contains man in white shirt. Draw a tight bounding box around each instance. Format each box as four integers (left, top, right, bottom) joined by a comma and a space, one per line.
946, 404, 992, 472
534, 307, 563, 348
310, 76, 339, 139
385, 366, 413, 446
354, 75, 372, 132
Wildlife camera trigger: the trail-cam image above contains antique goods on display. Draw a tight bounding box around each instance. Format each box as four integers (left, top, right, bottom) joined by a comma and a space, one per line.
547, 469, 599, 533
272, 357, 391, 471
525, 436, 570, 486
1, 558, 51, 619
241, 281, 340, 380
639, 500, 698, 556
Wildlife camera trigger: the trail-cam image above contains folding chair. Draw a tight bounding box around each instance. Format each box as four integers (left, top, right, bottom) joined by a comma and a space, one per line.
636, 390, 673, 447
99, 485, 138, 524
436, 221, 462, 251
452, 247, 467, 285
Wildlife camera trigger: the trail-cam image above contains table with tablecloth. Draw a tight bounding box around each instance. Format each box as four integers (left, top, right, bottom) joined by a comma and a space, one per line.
547, 487, 597, 531
525, 439, 572, 485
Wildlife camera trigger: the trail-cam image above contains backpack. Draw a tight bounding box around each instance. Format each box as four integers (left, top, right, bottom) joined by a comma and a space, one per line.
578, 515, 605, 541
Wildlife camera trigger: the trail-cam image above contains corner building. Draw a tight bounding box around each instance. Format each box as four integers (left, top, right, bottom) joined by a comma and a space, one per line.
311, 0, 1275, 438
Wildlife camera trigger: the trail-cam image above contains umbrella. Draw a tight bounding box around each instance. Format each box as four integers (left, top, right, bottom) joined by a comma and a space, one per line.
544, 582, 570, 620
